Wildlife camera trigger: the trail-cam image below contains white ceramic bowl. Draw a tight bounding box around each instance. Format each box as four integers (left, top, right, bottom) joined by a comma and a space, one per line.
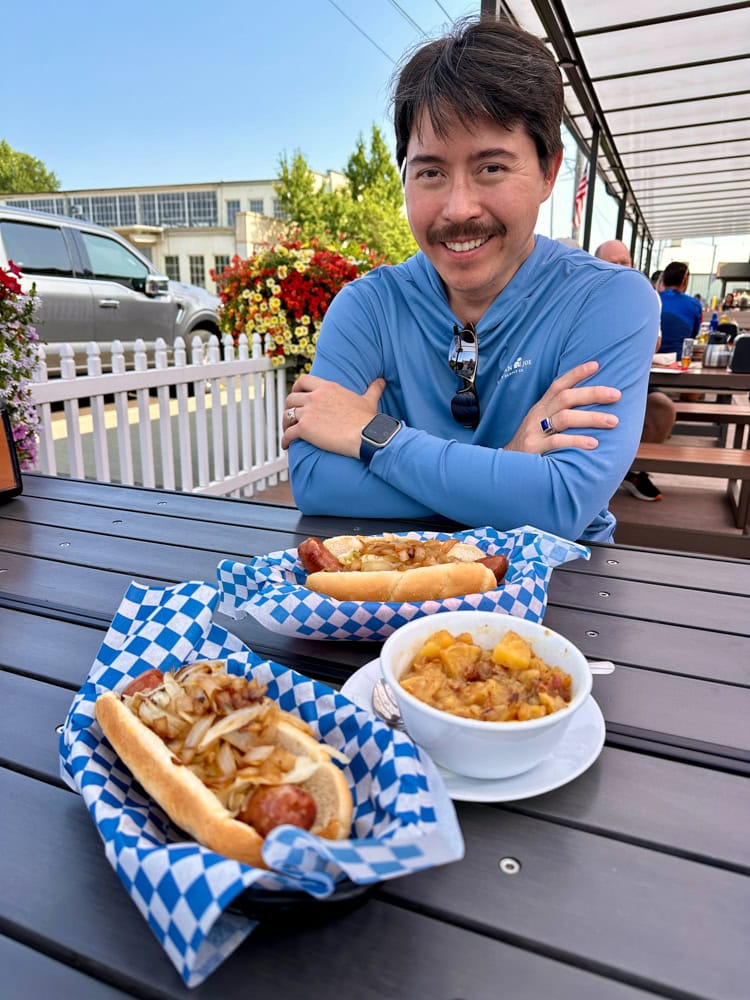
380, 610, 593, 779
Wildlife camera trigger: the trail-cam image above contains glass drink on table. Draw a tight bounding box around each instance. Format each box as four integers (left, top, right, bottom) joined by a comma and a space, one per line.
681, 338, 695, 369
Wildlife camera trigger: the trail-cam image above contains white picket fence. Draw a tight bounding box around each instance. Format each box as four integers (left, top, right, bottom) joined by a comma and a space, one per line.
28, 333, 289, 497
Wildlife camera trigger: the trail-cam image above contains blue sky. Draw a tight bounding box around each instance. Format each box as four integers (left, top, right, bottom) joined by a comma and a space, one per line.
6, 0, 477, 190
8, 0, 746, 263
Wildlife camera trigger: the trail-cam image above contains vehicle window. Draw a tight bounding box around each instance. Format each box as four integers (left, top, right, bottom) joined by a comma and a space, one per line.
80, 231, 149, 285
0, 220, 74, 275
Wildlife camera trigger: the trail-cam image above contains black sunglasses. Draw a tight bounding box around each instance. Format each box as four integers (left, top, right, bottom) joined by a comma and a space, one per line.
449, 322, 480, 428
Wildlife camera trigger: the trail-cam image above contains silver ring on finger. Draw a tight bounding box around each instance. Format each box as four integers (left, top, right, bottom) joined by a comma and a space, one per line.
540, 415, 556, 436
286, 407, 298, 425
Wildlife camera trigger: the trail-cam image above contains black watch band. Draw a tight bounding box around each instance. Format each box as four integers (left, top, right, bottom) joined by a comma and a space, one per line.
360, 413, 402, 466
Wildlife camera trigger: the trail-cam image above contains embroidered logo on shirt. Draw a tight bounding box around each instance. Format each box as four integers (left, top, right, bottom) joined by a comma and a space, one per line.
500, 355, 533, 380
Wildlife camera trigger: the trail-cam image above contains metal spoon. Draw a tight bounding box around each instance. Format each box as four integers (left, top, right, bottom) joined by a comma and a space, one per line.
371, 661, 616, 730
372, 678, 406, 730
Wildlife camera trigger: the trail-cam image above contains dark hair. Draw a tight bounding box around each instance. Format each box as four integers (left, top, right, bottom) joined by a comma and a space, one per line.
391, 16, 563, 176
661, 261, 689, 288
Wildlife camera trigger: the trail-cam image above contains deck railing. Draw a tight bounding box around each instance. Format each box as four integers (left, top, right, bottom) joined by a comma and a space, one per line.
28, 334, 289, 497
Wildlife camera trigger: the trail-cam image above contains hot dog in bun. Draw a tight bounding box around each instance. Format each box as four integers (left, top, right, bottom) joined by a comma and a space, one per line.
298, 534, 508, 602
95, 661, 353, 867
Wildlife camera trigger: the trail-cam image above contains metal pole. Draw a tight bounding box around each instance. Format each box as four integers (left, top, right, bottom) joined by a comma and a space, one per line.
615, 196, 626, 241
572, 147, 586, 245
581, 126, 598, 252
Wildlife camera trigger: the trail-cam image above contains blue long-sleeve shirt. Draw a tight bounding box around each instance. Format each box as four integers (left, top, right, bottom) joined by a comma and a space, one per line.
289, 236, 659, 543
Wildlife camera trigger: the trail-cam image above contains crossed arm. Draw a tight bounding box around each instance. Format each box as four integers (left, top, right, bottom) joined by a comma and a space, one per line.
281, 277, 656, 539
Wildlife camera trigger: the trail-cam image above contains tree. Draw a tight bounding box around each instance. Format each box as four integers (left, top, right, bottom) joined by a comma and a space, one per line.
275, 150, 327, 232
273, 127, 416, 264
345, 125, 403, 207
0, 140, 59, 195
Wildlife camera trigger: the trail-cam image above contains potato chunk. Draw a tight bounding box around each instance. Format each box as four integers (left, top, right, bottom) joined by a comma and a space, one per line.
491, 631, 532, 671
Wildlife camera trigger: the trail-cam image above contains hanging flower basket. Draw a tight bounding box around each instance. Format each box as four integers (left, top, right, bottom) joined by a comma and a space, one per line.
0, 262, 40, 470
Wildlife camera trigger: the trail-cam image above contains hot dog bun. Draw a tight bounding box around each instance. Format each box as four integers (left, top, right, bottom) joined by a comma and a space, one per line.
302, 535, 504, 602
306, 561, 498, 602
95, 663, 352, 868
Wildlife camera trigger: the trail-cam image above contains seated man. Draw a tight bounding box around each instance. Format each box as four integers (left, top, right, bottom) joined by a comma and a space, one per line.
659, 261, 702, 357
281, 18, 659, 545
594, 240, 676, 502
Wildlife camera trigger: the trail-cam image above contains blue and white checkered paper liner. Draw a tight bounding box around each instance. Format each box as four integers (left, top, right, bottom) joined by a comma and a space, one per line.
217, 525, 589, 640
58, 579, 464, 988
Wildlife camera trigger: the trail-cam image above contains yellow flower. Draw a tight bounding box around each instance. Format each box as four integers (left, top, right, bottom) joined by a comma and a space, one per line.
272, 283, 281, 295
294, 326, 307, 338
253, 292, 263, 303
242, 289, 251, 299
269, 297, 281, 314
294, 261, 306, 273
274, 334, 284, 345
277, 265, 288, 279
300, 314, 310, 326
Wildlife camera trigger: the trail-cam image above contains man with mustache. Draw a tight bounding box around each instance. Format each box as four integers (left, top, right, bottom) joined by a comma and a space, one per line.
281, 17, 658, 545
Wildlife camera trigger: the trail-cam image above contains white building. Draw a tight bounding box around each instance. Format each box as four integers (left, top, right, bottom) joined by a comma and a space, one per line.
1, 172, 346, 291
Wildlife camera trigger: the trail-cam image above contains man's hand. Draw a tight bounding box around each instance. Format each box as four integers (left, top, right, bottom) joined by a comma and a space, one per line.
504, 361, 621, 454
281, 374, 386, 455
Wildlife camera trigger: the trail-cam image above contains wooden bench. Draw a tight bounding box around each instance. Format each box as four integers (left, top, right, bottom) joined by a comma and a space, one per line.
632, 443, 750, 532
673, 401, 750, 448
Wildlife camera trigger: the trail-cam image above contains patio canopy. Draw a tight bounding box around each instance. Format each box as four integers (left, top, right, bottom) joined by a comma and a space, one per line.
483, 2, 750, 244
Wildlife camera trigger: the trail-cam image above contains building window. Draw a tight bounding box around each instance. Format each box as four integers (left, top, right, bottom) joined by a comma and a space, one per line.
213, 255, 230, 291
164, 255, 180, 281
26, 198, 56, 215
187, 190, 217, 227
189, 255, 206, 287
226, 199, 240, 228
272, 199, 286, 220
118, 194, 137, 226
91, 196, 118, 227
249, 198, 264, 215
68, 197, 91, 221
158, 192, 187, 226
140, 193, 156, 225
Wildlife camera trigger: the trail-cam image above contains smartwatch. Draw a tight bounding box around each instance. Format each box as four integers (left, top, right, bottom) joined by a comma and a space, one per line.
360, 413, 402, 465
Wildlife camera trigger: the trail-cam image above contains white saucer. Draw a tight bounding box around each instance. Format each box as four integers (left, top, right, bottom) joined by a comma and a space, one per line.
340, 659, 606, 803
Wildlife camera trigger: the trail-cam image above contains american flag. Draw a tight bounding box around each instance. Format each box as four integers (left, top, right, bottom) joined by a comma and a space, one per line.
573, 173, 588, 228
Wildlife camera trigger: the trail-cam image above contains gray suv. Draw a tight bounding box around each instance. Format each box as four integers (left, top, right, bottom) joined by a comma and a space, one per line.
0, 204, 220, 371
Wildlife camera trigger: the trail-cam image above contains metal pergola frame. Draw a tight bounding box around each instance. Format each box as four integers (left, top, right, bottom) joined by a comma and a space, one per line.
479, 1, 750, 260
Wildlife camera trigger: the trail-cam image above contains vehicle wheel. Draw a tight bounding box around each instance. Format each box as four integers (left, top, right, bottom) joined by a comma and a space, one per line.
190, 327, 220, 361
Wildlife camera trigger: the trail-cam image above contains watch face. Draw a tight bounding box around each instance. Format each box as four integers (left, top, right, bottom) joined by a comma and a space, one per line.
364, 413, 400, 445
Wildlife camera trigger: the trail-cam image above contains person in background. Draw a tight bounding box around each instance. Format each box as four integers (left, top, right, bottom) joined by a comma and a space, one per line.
594, 239, 631, 266
281, 17, 659, 545
595, 241, 675, 502
650, 270, 664, 291
659, 261, 702, 357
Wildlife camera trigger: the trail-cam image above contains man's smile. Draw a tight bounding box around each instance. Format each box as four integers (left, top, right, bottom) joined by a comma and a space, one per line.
443, 236, 492, 253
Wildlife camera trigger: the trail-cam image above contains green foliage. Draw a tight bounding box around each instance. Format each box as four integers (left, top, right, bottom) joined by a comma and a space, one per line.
0, 140, 59, 195
345, 125, 403, 206
273, 126, 416, 265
